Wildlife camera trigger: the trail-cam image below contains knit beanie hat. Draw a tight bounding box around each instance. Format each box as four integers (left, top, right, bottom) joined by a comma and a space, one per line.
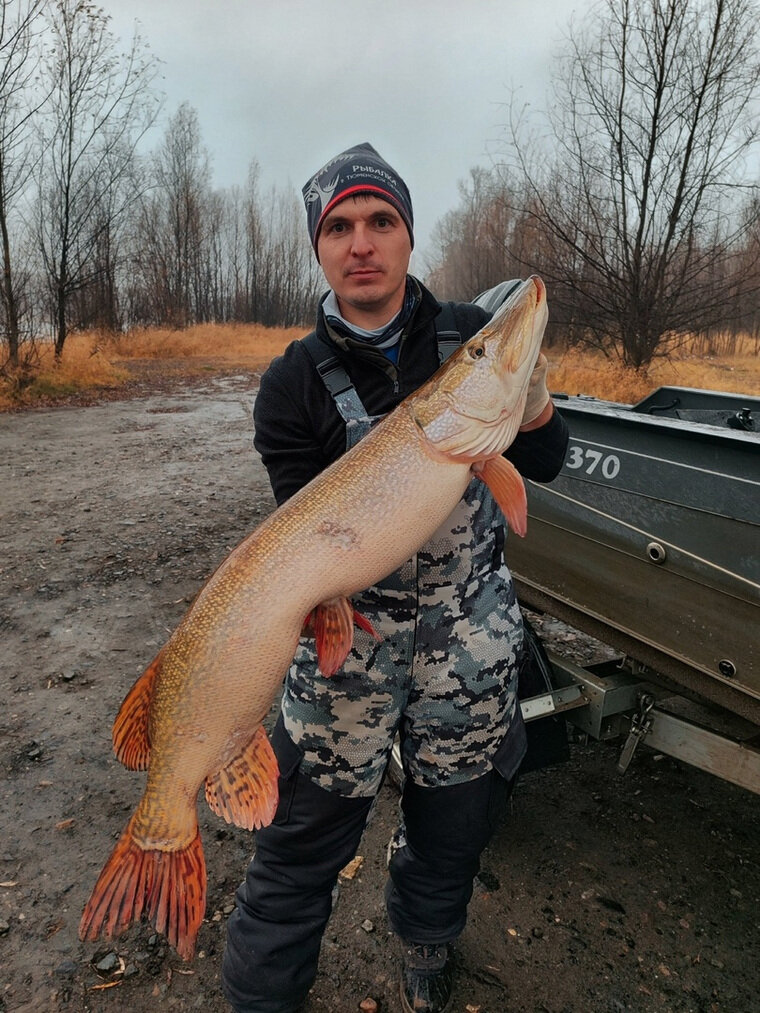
302, 142, 414, 257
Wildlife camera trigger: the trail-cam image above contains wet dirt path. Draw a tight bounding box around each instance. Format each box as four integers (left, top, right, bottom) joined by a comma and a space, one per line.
1, 377, 758, 1013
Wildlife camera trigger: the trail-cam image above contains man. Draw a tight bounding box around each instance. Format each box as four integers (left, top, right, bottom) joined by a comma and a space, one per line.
223, 143, 569, 1013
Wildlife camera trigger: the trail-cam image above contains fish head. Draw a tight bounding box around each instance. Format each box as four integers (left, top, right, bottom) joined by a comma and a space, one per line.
410, 276, 548, 461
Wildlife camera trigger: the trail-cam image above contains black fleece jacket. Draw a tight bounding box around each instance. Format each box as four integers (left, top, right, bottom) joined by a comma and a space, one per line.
253, 279, 569, 506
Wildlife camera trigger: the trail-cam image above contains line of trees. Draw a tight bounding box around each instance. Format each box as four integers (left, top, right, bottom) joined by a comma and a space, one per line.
0, 0, 322, 370
3, 0, 759, 373
428, 0, 760, 368
85, 103, 322, 335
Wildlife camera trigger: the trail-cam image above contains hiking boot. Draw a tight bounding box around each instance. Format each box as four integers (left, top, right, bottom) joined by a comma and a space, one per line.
399, 941, 454, 1013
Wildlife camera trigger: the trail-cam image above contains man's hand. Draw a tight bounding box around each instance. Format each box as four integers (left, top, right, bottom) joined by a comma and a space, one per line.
520, 353, 552, 430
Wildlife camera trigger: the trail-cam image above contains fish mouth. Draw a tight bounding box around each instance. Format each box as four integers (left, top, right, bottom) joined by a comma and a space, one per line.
490, 275, 544, 319
489, 276, 547, 376
410, 274, 549, 461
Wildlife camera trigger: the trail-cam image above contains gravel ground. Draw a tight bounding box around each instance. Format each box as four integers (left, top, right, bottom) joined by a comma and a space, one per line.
1, 372, 758, 1013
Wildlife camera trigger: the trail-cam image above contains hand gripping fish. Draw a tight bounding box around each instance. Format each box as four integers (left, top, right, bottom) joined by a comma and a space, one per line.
79, 275, 549, 960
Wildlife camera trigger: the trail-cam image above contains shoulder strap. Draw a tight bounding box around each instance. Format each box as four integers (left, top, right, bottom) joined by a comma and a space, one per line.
302, 331, 354, 397
301, 331, 369, 423
435, 302, 462, 364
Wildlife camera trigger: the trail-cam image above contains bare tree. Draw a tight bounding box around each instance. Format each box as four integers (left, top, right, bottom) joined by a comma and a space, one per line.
0, 0, 47, 368
237, 164, 320, 327
253, 186, 321, 327
66, 148, 145, 331
426, 168, 525, 300
36, 0, 160, 358
132, 103, 211, 326
126, 123, 319, 330
499, 0, 760, 367
241, 161, 265, 322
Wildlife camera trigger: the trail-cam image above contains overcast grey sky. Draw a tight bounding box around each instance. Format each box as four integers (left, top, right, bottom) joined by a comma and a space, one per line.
103, 0, 589, 266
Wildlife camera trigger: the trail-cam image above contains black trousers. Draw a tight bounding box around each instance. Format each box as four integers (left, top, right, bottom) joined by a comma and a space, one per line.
222, 718, 513, 1013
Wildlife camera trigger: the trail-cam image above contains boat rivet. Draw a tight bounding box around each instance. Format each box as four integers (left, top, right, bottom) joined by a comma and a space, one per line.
646, 541, 667, 564
718, 660, 736, 679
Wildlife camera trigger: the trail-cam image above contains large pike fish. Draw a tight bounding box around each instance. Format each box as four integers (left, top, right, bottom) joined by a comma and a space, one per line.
79, 275, 549, 960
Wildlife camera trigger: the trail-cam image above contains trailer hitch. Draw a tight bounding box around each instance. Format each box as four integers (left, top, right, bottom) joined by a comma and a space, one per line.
617, 692, 655, 774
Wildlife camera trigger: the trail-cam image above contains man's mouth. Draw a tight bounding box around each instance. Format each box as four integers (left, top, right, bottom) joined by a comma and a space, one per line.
347, 267, 382, 278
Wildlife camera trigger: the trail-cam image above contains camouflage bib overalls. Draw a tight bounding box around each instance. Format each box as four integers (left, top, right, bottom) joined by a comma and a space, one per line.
279, 323, 527, 797
223, 308, 527, 1013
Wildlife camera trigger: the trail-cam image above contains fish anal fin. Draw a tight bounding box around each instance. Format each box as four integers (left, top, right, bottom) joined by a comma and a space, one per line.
112, 653, 162, 770
474, 457, 528, 537
79, 815, 206, 962
204, 726, 279, 832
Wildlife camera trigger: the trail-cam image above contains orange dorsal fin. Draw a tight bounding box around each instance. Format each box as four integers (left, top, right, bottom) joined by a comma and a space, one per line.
204, 725, 279, 832
473, 456, 528, 537
79, 815, 206, 962
112, 653, 162, 770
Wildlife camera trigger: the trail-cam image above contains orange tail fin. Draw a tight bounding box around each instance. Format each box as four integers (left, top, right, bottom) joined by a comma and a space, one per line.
79, 815, 206, 961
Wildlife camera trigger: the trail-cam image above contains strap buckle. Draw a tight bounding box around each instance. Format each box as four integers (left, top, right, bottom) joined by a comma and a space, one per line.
316, 357, 355, 398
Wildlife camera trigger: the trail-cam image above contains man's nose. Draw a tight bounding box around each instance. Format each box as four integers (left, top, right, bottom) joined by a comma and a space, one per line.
350, 224, 374, 256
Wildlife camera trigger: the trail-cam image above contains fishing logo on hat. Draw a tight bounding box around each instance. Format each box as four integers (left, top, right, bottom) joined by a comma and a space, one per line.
303, 150, 353, 216
302, 142, 414, 256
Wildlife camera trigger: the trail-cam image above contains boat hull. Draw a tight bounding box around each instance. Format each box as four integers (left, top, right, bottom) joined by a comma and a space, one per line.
508, 387, 760, 723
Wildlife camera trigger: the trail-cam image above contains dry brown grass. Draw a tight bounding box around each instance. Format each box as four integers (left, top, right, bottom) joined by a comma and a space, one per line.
548, 344, 759, 403
102, 322, 306, 364
0, 323, 306, 409
0, 336, 129, 409
2, 323, 757, 411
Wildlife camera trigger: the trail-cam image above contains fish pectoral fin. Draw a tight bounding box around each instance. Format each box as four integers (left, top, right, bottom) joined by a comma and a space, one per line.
204, 726, 279, 832
112, 652, 162, 770
314, 596, 355, 676
309, 598, 380, 677
473, 456, 528, 537
79, 815, 206, 962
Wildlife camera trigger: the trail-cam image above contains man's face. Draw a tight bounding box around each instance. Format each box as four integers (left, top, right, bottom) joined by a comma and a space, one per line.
316, 195, 412, 329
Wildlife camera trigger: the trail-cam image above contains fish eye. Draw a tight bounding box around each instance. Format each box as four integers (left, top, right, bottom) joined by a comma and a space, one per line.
469, 344, 485, 359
